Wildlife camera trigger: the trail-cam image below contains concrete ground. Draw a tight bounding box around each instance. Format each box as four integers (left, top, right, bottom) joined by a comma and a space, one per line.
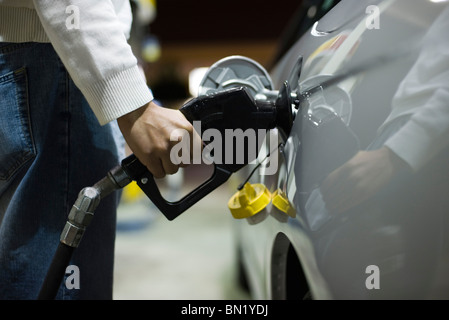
112, 167, 251, 300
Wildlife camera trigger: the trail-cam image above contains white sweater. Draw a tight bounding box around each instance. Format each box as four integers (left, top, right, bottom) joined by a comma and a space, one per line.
0, 0, 153, 125
382, 5, 449, 171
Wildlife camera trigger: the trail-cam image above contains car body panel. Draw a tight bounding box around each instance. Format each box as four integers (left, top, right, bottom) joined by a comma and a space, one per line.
234, 0, 449, 299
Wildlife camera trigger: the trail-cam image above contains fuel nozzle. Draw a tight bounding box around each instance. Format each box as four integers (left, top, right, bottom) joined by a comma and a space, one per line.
198, 55, 297, 136
118, 56, 298, 222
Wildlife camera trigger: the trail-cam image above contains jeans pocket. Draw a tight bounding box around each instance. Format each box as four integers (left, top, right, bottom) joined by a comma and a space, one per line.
0, 67, 36, 184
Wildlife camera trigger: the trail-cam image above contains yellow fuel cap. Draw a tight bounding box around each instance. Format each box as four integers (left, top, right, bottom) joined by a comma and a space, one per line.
272, 189, 296, 218
228, 183, 271, 219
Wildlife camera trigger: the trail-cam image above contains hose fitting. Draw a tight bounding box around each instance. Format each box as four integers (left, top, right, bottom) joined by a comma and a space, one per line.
60, 187, 100, 248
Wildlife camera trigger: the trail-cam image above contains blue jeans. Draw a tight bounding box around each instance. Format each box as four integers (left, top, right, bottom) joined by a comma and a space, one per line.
0, 43, 124, 299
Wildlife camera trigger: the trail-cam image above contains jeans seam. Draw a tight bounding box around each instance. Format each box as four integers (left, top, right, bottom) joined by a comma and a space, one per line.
25, 71, 36, 158
18, 67, 37, 159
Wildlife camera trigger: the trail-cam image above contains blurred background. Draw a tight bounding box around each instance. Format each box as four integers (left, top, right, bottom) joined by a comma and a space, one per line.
132, 0, 306, 106
113, 0, 333, 300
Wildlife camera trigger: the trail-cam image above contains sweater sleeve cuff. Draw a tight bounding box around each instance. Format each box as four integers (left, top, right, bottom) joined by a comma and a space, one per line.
81, 65, 154, 125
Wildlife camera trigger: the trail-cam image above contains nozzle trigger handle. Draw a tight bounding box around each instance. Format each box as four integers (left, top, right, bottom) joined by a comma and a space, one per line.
120, 154, 231, 221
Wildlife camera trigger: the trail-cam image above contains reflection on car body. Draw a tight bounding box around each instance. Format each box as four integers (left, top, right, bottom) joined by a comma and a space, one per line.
232, 0, 449, 299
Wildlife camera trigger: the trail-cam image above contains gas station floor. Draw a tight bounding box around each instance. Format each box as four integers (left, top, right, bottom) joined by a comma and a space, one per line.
112, 168, 251, 300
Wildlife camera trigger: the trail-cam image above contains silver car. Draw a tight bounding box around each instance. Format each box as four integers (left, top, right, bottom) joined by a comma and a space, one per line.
220, 0, 449, 300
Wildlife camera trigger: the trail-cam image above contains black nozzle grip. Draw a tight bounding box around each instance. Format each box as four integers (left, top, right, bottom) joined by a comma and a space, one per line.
121, 154, 232, 220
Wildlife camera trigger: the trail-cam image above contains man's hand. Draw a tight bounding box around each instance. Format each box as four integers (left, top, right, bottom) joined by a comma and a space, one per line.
117, 101, 201, 179
320, 146, 408, 214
